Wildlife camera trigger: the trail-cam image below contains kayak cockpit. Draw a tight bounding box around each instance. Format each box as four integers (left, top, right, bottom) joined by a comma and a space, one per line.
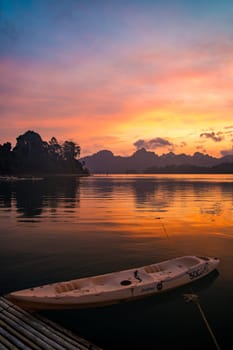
143, 256, 205, 279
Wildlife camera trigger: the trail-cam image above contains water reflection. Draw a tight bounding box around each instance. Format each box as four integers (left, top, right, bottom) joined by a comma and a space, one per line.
0, 174, 232, 234
0, 177, 80, 220
78, 175, 233, 238
0, 174, 232, 349
0, 181, 12, 208
82, 176, 233, 216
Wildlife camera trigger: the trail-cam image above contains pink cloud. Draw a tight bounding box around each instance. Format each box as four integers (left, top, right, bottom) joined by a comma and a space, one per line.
1, 35, 233, 156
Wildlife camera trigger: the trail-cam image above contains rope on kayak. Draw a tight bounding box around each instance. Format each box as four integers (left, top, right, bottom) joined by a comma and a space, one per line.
183, 291, 221, 350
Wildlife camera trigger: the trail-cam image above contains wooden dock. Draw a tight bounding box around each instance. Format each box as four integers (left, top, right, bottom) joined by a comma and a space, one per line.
0, 297, 102, 350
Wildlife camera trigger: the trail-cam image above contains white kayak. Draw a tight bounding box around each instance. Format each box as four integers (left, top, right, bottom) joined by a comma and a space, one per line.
6, 255, 219, 310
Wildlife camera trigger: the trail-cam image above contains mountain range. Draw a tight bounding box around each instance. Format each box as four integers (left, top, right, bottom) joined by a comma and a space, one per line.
81, 148, 233, 174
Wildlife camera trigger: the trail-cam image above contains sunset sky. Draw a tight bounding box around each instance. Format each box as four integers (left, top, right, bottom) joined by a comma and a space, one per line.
1, 0, 233, 157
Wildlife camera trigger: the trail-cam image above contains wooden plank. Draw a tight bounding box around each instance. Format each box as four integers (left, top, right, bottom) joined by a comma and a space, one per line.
0, 333, 18, 350
1, 299, 92, 350
0, 319, 41, 350
0, 311, 67, 350
0, 322, 31, 350
0, 338, 11, 350
0, 297, 103, 350
0, 301, 79, 350
0, 313, 57, 350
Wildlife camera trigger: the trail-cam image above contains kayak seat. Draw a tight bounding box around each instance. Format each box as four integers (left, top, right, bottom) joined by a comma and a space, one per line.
55, 281, 80, 294
144, 265, 161, 274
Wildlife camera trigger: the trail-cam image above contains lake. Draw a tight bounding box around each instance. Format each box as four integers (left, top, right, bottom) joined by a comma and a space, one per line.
0, 174, 232, 349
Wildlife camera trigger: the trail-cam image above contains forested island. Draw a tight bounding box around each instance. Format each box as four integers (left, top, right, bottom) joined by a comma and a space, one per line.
0, 131, 89, 176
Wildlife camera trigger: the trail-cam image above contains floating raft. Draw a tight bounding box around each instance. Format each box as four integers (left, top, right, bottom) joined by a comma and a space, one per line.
0, 297, 102, 350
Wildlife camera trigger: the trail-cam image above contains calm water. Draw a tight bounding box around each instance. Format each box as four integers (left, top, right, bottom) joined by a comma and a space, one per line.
0, 174, 232, 349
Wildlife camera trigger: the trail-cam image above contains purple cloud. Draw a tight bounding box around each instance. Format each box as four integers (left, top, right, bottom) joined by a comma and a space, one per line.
134, 137, 172, 150
200, 131, 223, 142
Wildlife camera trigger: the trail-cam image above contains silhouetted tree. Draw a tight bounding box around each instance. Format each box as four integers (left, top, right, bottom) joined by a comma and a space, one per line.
63, 141, 80, 160
48, 137, 62, 160
14, 131, 44, 157
12, 131, 48, 172
0, 142, 12, 173
0, 130, 88, 175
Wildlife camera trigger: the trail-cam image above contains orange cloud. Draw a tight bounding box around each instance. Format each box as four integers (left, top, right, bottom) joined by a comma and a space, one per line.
1, 37, 233, 157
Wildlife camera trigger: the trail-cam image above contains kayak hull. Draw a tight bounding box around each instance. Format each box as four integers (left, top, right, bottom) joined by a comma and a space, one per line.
6, 255, 220, 310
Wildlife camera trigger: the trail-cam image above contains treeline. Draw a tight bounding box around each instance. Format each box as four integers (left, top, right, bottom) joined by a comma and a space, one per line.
0, 130, 89, 175
145, 163, 233, 174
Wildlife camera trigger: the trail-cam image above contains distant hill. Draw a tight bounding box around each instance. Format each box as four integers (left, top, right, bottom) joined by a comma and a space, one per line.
81, 148, 233, 174
145, 163, 233, 174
